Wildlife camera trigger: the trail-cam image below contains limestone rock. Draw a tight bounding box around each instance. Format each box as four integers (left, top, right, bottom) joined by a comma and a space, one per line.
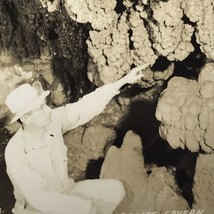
149, 0, 194, 61
64, 125, 117, 181
100, 130, 189, 213
156, 63, 214, 153
183, 0, 214, 60
192, 153, 214, 214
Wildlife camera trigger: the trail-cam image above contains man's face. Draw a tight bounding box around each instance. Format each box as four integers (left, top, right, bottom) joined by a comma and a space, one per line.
23, 101, 52, 128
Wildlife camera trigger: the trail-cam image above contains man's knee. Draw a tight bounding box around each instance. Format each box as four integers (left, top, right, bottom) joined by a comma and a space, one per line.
109, 179, 126, 202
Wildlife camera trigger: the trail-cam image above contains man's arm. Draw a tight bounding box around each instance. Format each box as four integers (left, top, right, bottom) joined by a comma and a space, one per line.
111, 64, 149, 89
53, 64, 149, 133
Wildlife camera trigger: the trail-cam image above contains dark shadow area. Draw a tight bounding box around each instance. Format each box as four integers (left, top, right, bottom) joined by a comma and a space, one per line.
112, 99, 160, 150
87, 96, 197, 206
176, 150, 198, 207
0, 123, 15, 214
51, 56, 94, 102
48, 27, 59, 40
0, 159, 15, 214
151, 56, 171, 71
114, 0, 127, 14
52, 56, 76, 101
118, 99, 197, 206
85, 157, 104, 179
173, 35, 206, 80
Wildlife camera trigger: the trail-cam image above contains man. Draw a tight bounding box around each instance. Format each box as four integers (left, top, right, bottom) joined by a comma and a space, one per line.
5, 64, 148, 214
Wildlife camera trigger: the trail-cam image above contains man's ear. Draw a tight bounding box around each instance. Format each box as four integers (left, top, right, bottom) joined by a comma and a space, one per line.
20, 115, 30, 124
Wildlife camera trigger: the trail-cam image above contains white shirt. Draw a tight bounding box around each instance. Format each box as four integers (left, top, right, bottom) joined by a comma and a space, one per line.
5, 83, 119, 214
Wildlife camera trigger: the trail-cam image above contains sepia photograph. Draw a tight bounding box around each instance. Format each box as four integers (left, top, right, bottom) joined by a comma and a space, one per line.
0, 0, 213, 213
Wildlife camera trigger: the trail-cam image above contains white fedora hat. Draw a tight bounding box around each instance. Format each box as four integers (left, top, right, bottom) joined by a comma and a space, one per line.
6, 83, 50, 124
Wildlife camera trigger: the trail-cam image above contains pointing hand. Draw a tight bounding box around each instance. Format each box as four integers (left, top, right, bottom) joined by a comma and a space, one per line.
123, 64, 150, 84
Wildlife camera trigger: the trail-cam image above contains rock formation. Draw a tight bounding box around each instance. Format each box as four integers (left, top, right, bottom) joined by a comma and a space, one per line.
183, 0, 214, 60
63, 0, 213, 86
192, 153, 214, 214
149, 0, 194, 61
100, 130, 189, 213
64, 125, 117, 181
156, 63, 214, 212
156, 63, 214, 153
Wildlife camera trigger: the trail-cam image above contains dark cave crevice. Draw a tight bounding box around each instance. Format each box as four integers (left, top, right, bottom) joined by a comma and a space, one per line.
4, 1, 19, 28
182, 14, 196, 26
176, 151, 198, 208
48, 27, 59, 40
128, 28, 134, 50
151, 55, 171, 71
173, 34, 207, 80
51, 55, 94, 102
85, 157, 105, 179
114, 0, 127, 14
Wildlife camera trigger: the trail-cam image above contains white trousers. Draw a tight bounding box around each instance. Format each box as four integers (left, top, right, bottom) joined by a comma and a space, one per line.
68, 179, 125, 214
13, 179, 125, 214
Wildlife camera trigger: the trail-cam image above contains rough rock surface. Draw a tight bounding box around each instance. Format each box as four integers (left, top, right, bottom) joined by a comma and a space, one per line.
0, 0, 91, 102
63, 0, 213, 85
64, 125, 117, 181
100, 130, 189, 213
86, 13, 132, 84
1, 0, 212, 96
64, 0, 117, 30
156, 63, 214, 153
192, 153, 214, 214
183, 0, 214, 60
149, 0, 194, 61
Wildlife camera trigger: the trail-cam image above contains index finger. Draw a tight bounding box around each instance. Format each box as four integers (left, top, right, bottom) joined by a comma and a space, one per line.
135, 64, 150, 72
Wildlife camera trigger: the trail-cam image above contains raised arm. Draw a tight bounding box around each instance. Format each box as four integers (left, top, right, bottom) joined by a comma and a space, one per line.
112, 64, 149, 89
53, 64, 149, 133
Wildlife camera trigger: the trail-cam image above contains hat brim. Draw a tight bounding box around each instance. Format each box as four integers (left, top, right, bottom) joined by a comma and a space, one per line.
9, 90, 50, 124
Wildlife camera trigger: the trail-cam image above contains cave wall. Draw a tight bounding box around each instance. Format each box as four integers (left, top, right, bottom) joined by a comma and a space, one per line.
0, 0, 93, 104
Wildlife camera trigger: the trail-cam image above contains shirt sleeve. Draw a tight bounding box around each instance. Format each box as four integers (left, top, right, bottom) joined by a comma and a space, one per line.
53, 83, 120, 133
5, 143, 92, 214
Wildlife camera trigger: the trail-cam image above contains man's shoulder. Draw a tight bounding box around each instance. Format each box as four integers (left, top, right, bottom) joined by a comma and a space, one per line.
5, 128, 24, 156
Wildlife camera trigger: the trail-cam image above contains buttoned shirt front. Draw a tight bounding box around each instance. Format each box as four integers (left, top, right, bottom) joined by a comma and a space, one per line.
5, 83, 119, 214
